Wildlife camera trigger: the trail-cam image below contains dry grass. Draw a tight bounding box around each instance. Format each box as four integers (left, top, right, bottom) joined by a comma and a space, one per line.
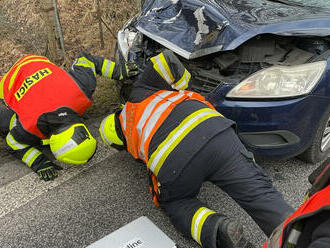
0, 0, 138, 117
0, 0, 138, 69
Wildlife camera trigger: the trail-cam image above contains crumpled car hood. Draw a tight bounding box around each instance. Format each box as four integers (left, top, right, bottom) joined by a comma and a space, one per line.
135, 0, 330, 59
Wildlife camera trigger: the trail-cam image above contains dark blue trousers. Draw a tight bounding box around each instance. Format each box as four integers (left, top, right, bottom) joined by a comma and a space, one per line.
159, 127, 294, 247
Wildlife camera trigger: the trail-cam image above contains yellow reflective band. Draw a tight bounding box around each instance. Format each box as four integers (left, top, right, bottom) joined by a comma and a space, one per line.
150, 53, 175, 84
14, 55, 46, 67
22, 147, 42, 167
172, 69, 191, 90
0, 73, 8, 99
191, 207, 216, 245
159, 53, 175, 83
6, 133, 29, 150
101, 59, 115, 79
8, 59, 50, 90
9, 114, 17, 130
147, 108, 221, 175
1, 56, 47, 98
75, 57, 96, 77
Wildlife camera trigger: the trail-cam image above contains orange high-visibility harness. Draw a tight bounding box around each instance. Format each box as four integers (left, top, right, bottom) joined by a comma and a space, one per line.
119, 89, 217, 206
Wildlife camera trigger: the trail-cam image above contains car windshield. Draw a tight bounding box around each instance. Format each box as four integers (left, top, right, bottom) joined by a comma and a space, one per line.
267, 0, 330, 8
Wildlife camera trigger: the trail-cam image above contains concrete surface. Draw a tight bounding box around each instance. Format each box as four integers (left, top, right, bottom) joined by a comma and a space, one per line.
0, 119, 318, 248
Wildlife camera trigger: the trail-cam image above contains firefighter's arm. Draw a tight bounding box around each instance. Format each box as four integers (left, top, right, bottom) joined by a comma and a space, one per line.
149, 49, 192, 90
72, 51, 138, 80
4, 130, 62, 181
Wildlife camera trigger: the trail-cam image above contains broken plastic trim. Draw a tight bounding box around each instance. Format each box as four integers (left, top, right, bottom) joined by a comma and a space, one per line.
136, 26, 223, 60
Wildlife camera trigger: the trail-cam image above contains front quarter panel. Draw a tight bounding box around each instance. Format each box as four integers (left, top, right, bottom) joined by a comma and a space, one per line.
207, 59, 330, 159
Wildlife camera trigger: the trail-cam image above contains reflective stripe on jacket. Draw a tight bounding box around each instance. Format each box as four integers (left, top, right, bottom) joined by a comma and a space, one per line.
0, 55, 92, 138
263, 185, 330, 248
119, 89, 227, 183
150, 52, 191, 90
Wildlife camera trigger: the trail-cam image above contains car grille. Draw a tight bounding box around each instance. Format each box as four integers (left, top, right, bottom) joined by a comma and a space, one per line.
191, 74, 223, 96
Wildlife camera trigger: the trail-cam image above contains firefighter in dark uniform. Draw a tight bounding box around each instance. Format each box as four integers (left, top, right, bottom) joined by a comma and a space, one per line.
99, 50, 294, 248
263, 158, 330, 248
0, 52, 137, 181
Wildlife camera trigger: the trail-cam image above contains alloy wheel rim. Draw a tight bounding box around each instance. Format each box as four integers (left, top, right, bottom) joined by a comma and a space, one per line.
321, 116, 330, 152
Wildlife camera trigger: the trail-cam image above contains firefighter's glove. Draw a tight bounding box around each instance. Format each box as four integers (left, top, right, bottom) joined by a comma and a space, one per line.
121, 62, 139, 80
308, 158, 330, 196
37, 161, 63, 181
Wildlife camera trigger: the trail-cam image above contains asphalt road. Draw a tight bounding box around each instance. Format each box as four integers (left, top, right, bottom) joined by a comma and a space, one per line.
0, 118, 318, 248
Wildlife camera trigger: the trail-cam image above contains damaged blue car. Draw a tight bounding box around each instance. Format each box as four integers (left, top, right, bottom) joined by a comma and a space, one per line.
115, 0, 330, 163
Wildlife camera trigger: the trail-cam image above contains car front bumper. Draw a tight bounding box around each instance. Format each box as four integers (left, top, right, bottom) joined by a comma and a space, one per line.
208, 85, 329, 159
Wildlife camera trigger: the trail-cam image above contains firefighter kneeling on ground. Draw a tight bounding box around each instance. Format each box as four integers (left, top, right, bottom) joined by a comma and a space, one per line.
0, 52, 138, 181
99, 49, 294, 248
263, 157, 330, 248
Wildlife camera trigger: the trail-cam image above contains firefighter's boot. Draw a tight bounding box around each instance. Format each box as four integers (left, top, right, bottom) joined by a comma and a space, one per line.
216, 217, 255, 248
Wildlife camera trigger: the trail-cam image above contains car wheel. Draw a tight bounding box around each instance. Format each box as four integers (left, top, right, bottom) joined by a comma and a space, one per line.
298, 106, 330, 164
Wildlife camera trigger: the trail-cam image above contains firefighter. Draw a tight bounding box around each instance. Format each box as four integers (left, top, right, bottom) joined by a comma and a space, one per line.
262, 158, 330, 248
0, 52, 138, 181
99, 50, 294, 248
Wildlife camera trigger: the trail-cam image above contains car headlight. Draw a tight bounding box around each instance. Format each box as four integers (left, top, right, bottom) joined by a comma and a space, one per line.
226, 61, 327, 99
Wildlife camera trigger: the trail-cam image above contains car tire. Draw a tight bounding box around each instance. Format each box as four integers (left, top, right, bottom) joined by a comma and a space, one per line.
298, 106, 330, 164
